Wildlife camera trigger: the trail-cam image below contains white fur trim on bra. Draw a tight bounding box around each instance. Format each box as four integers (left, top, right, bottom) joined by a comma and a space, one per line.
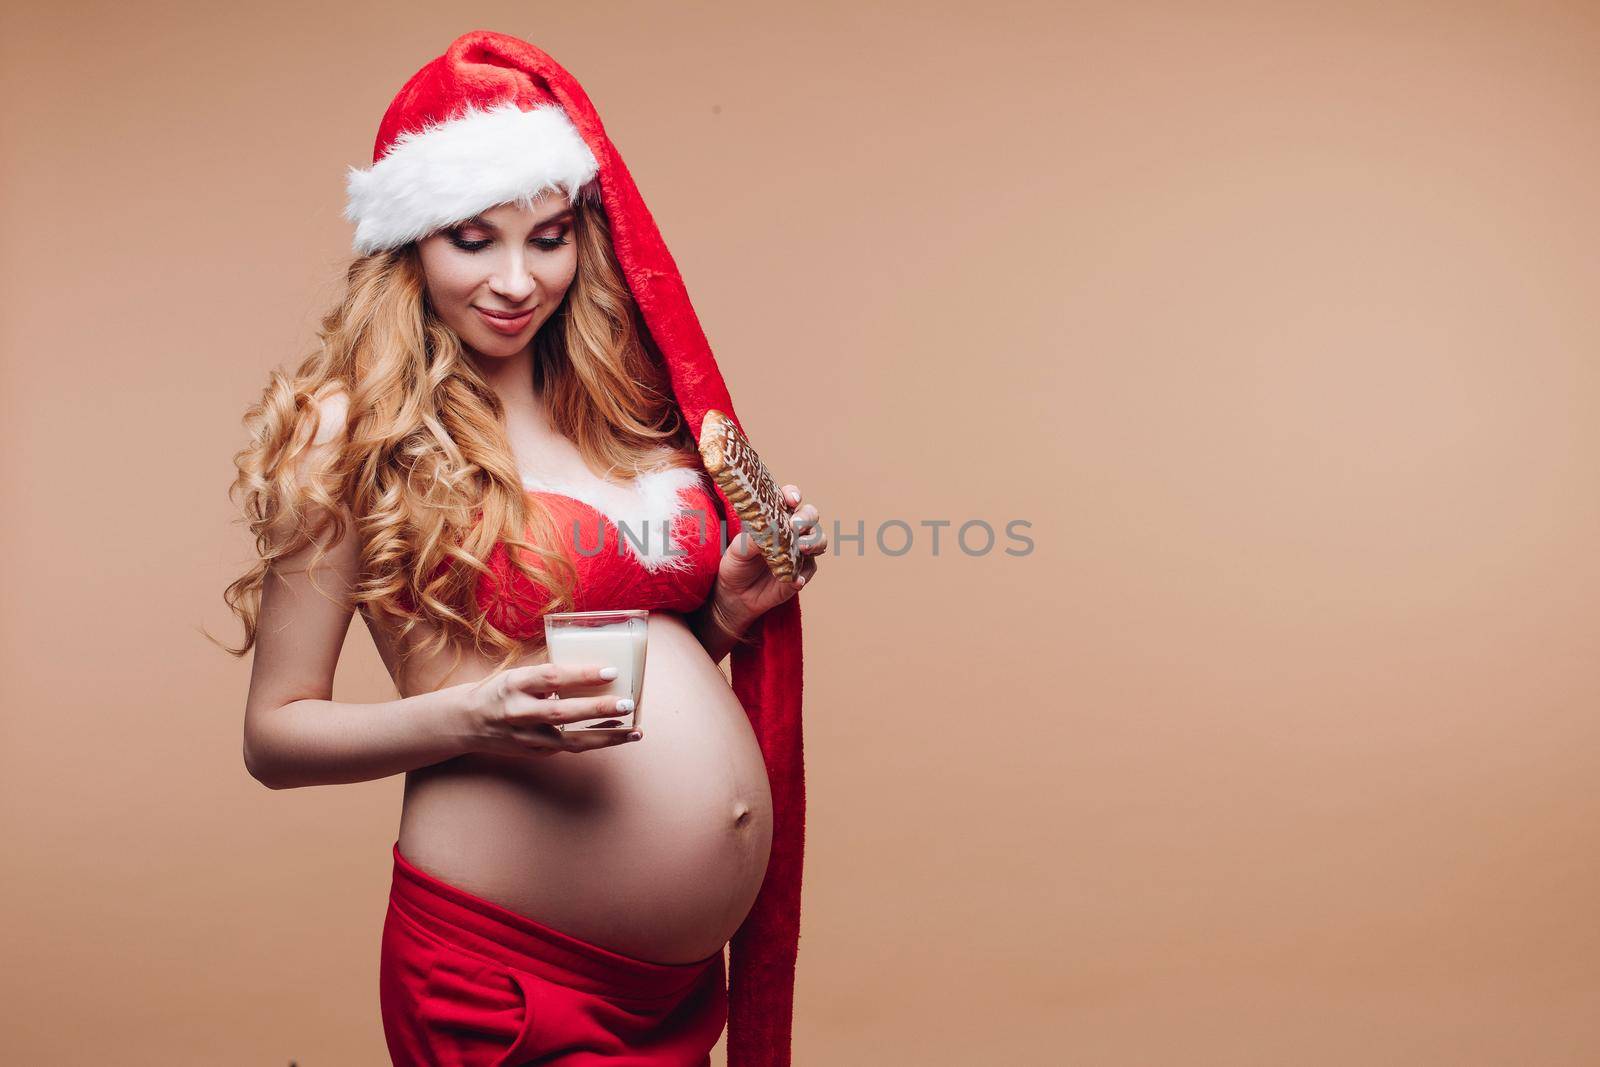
520, 464, 716, 573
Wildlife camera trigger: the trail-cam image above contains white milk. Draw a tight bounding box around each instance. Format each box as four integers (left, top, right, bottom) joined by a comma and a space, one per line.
543, 613, 649, 733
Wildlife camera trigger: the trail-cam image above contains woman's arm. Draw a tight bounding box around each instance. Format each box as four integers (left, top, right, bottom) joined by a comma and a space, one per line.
242, 495, 476, 787
240, 387, 476, 789
686, 484, 823, 663
686, 591, 755, 664
246, 684, 477, 790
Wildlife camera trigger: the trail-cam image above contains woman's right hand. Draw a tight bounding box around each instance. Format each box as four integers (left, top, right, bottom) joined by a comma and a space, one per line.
461, 663, 642, 757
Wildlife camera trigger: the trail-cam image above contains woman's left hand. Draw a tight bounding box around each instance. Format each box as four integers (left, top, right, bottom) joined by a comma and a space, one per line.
711, 484, 825, 630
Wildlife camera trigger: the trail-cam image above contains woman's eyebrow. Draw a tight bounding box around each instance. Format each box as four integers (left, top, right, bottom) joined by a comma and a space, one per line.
460, 207, 575, 231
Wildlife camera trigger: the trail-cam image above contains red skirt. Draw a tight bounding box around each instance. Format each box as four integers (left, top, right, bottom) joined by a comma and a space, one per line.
380, 841, 728, 1066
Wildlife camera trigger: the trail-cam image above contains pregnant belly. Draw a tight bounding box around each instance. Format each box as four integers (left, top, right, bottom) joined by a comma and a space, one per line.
395, 611, 774, 965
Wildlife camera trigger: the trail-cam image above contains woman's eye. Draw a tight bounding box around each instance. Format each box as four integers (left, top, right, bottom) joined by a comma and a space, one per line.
448, 227, 568, 253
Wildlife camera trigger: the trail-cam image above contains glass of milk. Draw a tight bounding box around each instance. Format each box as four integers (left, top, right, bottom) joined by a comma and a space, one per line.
542, 609, 649, 736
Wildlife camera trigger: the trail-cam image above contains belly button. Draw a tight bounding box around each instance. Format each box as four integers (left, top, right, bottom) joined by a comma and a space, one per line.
732, 801, 750, 826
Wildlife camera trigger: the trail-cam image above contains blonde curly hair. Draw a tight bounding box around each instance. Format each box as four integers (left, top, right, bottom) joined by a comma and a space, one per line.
213, 198, 701, 688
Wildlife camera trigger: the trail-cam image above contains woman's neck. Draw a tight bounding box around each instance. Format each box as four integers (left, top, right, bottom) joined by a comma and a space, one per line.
468, 344, 538, 414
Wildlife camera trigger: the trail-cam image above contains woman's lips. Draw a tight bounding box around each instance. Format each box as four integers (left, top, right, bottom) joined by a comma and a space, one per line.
475, 306, 535, 335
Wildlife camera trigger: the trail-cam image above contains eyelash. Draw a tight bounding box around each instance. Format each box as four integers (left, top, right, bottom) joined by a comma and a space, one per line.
449, 230, 571, 254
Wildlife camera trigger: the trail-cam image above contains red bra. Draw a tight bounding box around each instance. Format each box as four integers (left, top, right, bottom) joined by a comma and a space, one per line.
400, 466, 725, 642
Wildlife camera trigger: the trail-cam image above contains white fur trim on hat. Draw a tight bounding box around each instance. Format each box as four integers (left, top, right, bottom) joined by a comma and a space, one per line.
344, 100, 600, 255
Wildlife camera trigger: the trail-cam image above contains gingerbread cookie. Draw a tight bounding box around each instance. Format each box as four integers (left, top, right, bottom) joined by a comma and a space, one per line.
697, 409, 802, 583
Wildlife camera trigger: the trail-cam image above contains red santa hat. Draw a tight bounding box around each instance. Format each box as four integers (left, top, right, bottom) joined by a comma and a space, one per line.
344, 30, 806, 1067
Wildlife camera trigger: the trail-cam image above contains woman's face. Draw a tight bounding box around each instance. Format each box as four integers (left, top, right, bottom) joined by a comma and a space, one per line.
416, 196, 579, 360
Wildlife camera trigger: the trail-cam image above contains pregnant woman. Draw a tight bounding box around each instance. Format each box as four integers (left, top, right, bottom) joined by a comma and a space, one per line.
226, 31, 822, 1066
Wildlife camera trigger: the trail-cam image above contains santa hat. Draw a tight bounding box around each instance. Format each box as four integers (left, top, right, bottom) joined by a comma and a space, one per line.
344, 30, 806, 1067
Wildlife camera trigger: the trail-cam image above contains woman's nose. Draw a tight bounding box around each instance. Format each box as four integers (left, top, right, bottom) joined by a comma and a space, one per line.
487, 248, 537, 301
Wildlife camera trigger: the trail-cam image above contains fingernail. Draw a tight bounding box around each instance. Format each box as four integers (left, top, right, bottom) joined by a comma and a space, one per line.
616, 698, 635, 712
599, 667, 619, 680
795, 575, 806, 587
628, 731, 642, 741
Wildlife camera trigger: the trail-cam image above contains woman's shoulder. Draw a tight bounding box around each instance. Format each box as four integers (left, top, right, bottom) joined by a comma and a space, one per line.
279, 383, 354, 519
307, 382, 351, 447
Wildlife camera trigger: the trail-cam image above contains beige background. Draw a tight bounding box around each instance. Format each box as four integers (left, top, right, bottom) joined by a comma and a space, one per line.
3, 1, 1598, 1063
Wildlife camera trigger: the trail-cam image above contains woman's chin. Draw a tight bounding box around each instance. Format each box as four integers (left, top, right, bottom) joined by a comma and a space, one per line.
467, 332, 532, 359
